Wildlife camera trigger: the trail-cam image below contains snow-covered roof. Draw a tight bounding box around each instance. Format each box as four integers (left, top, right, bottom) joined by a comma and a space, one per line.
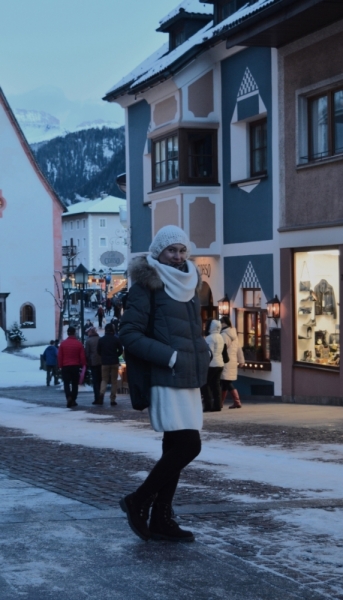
105, 43, 169, 98
63, 196, 126, 216
159, 0, 213, 28
133, 21, 213, 89
105, 0, 276, 100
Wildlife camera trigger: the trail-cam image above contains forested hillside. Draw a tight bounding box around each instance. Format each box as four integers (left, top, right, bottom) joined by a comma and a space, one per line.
33, 126, 125, 202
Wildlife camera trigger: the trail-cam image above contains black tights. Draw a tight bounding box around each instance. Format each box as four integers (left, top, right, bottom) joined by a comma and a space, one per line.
134, 429, 201, 505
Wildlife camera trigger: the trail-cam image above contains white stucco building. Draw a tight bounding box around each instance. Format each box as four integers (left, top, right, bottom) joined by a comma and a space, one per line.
62, 195, 127, 296
0, 88, 64, 346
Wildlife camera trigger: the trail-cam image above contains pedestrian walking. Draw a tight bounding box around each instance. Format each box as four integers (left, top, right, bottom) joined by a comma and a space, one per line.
85, 327, 102, 405
220, 316, 245, 409
202, 319, 224, 412
90, 292, 98, 309
105, 297, 112, 316
58, 326, 86, 409
97, 323, 123, 406
84, 319, 94, 337
118, 225, 210, 543
95, 305, 104, 328
43, 340, 59, 386
110, 315, 119, 334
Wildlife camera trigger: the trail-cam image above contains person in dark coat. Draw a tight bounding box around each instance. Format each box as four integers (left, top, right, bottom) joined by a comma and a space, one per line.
95, 305, 104, 328
105, 297, 112, 315
85, 327, 102, 405
118, 225, 210, 543
84, 319, 94, 337
97, 323, 123, 406
43, 340, 59, 386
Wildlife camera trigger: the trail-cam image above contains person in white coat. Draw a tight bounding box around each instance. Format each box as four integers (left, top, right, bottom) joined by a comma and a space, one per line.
203, 319, 224, 412
220, 316, 245, 409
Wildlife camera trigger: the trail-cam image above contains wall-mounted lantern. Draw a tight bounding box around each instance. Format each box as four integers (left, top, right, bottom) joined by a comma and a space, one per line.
218, 294, 230, 316
267, 294, 280, 326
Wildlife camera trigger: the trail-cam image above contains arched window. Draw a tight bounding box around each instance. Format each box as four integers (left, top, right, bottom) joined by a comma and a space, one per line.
20, 303, 36, 328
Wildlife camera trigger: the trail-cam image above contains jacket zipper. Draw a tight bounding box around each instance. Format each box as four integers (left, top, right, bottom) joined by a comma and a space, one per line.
187, 299, 200, 385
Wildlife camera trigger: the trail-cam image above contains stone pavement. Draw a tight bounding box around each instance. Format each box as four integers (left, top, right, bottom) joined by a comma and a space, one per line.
0, 388, 342, 599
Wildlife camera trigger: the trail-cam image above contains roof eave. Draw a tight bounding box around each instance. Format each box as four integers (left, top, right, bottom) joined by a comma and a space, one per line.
103, 78, 136, 103
224, 0, 343, 49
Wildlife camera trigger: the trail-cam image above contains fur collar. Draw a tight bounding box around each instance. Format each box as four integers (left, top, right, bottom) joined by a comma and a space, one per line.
128, 255, 202, 293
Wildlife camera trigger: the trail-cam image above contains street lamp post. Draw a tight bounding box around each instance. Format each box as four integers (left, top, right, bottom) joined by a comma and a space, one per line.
74, 263, 89, 344
62, 276, 73, 325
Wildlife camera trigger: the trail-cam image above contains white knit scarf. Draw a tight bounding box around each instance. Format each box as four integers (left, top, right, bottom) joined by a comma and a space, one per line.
147, 255, 198, 302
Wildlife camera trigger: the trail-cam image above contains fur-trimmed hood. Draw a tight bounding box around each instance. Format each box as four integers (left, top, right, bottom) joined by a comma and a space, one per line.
128, 255, 202, 293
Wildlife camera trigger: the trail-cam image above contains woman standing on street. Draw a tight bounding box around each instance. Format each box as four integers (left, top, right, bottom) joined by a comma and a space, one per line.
119, 225, 210, 543
202, 319, 224, 412
220, 316, 245, 409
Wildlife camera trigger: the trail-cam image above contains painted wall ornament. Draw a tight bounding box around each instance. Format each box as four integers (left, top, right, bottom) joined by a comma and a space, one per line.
231, 67, 267, 193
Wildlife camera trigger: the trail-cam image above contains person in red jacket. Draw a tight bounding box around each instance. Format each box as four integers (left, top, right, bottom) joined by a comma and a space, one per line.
58, 326, 86, 409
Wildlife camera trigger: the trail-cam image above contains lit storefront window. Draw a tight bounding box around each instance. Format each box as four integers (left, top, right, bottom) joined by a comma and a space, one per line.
295, 249, 340, 368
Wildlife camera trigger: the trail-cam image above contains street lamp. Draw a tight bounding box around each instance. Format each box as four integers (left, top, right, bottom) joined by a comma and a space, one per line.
74, 263, 88, 344
267, 294, 281, 326
62, 277, 73, 324
218, 294, 230, 316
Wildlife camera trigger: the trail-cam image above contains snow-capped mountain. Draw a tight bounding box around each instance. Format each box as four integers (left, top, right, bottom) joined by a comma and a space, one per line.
13, 109, 67, 144
8, 85, 124, 144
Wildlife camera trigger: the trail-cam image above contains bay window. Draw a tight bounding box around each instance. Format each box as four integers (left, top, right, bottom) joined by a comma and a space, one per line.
152, 129, 217, 189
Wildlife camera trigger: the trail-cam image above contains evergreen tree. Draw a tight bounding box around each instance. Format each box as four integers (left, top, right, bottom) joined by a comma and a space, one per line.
33, 126, 126, 202
8, 322, 26, 347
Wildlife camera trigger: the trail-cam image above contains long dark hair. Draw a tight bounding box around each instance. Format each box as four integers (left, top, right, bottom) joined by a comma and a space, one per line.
220, 316, 232, 328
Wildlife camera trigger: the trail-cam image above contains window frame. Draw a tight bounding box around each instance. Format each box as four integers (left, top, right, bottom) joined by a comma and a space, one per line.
304, 86, 343, 163
20, 302, 36, 328
100, 218, 106, 228
170, 24, 186, 50
249, 118, 267, 177
99, 237, 107, 247
152, 128, 218, 190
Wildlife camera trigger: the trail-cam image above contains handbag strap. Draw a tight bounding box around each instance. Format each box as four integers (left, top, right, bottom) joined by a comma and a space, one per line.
300, 261, 310, 281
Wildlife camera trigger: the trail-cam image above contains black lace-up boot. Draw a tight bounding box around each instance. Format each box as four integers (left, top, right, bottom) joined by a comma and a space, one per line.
119, 493, 154, 541
149, 502, 194, 542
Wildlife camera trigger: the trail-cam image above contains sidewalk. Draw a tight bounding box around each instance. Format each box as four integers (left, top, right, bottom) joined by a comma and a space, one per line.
0, 391, 342, 599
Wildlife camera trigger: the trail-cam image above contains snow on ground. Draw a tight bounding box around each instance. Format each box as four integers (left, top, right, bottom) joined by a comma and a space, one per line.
0, 347, 46, 387
1, 345, 343, 502
0, 397, 342, 502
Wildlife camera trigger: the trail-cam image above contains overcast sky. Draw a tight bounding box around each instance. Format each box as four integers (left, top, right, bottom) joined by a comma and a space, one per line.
0, 0, 180, 102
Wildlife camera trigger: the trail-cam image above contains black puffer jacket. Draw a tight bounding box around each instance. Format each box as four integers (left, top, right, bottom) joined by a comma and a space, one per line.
97, 333, 123, 365
119, 256, 210, 388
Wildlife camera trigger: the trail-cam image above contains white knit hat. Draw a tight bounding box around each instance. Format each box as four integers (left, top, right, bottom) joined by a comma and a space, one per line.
149, 225, 191, 259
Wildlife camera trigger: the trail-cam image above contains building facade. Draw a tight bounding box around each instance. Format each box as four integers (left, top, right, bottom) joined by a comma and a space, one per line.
104, 0, 343, 403
0, 88, 64, 346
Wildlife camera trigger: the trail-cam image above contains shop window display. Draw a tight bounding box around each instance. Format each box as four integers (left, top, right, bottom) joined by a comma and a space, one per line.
295, 249, 340, 368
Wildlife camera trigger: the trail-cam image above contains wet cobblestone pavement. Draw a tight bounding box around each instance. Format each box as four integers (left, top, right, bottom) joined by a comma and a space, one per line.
0, 388, 343, 598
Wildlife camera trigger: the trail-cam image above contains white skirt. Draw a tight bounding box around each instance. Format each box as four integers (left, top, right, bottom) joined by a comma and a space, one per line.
148, 387, 203, 432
